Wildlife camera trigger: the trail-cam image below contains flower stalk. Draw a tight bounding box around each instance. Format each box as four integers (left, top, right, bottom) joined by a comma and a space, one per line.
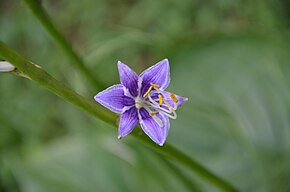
0, 41, 238, 192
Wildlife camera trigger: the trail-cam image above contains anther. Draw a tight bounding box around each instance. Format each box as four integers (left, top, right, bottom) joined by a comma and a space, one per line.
143, 83, 161, 98
169, 93, 178, 103
149, 111, 159, 116
150, 82, 160, 89
158, 94, 163, 105
143, 86, 153, 97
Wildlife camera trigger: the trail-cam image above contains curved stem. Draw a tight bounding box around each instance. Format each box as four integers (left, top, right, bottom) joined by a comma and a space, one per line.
22, 0, 105, 90
0, 41, 238, 192
159, 156, 201, 192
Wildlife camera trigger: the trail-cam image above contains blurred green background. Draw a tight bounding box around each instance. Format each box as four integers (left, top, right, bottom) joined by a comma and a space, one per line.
1, 0, 290, 191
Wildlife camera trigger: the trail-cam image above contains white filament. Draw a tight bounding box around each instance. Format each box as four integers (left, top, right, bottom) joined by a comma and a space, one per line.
135, 82, 178, 126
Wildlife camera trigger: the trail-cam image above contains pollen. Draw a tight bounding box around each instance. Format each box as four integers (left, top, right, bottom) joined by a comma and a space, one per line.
143, 86, 153, 97
169, 93, 178, 103
158, 94, 163, 105
150, 82, 160, 89
149, 111, 159, 116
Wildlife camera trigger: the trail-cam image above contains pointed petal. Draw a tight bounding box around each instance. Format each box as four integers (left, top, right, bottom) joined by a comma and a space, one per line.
140, 59, 170, 96
94, 84, 134, 114
138, 108, 170, 146
118, 107, 139, 139
118, 61, 139, 97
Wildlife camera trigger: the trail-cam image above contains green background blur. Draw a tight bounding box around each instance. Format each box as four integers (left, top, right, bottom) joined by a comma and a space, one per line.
1, 0, 290, 191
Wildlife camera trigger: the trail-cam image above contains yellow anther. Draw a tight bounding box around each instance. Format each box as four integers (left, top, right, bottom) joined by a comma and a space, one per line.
143, 86, 153, 97
158, 94, 163, 105
169, 93, 178, 103
143, 83, 161, 97
149, 111, 159, 116
150, 82, 160, 89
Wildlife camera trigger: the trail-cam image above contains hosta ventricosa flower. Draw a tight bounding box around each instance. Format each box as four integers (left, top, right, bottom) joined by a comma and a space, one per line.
94, 59, 187, 146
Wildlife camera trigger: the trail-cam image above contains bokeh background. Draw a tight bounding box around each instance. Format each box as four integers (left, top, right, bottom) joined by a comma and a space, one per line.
1, 0, 290, 191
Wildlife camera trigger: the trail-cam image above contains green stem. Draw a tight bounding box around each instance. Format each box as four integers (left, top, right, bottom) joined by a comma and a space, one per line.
135, 133, 238, 192
159, 155, 201, 192
22, 0, 105, 90
0, 41, 238, 192
0, 42, 113, 124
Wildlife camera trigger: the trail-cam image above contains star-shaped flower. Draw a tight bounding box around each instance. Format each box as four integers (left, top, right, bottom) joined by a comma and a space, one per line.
94, 59, 187, 146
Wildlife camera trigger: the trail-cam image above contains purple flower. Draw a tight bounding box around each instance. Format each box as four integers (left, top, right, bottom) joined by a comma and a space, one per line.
94, 59, 187, 146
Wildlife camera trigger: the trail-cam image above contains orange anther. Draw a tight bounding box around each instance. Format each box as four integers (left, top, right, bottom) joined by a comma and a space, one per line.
169, 93, 178, 103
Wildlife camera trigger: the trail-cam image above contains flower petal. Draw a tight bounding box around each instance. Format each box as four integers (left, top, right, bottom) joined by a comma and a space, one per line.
118, 107, 139, 139
138, 108, 170, 146
0, 61, 15, 72
94, 84, 134, 113
140, 59, 170, 96
118, 61, 139, 97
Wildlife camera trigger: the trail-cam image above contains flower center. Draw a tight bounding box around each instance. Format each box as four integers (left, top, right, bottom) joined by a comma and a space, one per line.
135, 97, 144, 109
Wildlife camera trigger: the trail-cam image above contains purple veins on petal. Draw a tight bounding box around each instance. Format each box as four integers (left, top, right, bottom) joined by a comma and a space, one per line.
140, 59, 170, 96
94, 84, 134, 114
138, 108, 170, 146
118, 107, 139, 139
118, 61, 139, 97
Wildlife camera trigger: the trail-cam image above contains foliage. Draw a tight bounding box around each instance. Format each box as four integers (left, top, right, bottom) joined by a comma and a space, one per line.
1, 0, 290, 191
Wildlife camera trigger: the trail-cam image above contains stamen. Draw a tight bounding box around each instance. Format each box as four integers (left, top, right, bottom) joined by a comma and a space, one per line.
147, 98, 177, 119
148, 94, 160, 106
143, 83, 160, 98
143, 86, 152, 97
158, 94, 163, 105
159, 110, 177, 119
147, 93, 173, 114
149, 111, 159, 116
144, 106, 163, 127
164, 99, 177, 111
150, 82, 160, 89
142, 88, 177, 121
169, 93, 178, 103
161, 100, 177, 119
